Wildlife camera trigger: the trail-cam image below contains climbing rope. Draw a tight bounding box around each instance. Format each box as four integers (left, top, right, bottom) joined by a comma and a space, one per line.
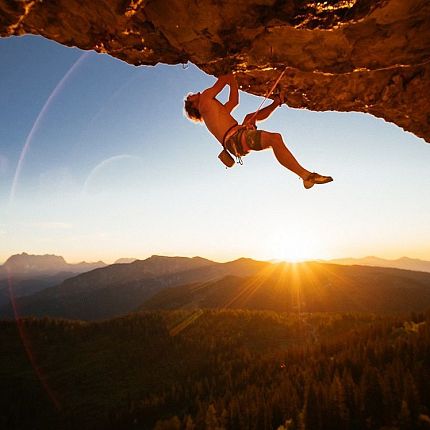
247, 66, 289, 124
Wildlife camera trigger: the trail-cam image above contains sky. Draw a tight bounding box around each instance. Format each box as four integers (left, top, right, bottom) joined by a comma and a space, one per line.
1, 35, 430, 264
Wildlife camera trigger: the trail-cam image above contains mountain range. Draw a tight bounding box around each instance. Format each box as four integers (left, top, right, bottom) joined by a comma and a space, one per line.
2, 254, 430, 320
0, 253, 107, 308
2, 255, 267, 320
326, 256, 430, 273
0, 252, 106, 276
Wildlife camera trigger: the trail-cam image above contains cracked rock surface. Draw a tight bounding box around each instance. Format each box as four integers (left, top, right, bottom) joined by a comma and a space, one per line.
1, 0, 429, 142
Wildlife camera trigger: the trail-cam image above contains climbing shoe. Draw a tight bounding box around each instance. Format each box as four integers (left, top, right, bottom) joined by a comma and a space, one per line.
303, 172, 333, 189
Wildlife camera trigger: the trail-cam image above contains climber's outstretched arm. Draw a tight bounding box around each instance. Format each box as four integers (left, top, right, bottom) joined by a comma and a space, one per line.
201, 74, 235, 101
243, 95, 282, 126
224, 74, 239, 113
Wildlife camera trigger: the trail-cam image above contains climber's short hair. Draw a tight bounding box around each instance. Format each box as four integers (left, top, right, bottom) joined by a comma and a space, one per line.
184, 94, 202, 122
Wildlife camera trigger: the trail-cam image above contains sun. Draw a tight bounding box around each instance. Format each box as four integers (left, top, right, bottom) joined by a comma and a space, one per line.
267, 233, 323, 263
275, 249, 310, 263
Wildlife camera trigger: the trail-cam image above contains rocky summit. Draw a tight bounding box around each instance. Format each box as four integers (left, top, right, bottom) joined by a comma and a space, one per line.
1, 0, 429, 142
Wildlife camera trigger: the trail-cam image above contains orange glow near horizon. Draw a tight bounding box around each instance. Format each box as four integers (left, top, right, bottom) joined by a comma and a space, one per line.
263, 230, 330, 263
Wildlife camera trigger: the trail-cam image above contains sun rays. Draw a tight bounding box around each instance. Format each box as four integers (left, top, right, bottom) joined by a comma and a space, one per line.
164, 262, 334, 337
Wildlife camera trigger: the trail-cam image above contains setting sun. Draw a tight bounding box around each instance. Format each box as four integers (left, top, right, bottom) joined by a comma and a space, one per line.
266, 231, 326, 263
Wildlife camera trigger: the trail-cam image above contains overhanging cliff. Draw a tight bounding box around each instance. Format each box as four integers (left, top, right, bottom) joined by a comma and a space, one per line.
1, 0, 429, 142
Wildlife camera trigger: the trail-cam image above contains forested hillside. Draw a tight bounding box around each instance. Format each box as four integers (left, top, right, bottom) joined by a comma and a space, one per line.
1, 310, 430, 429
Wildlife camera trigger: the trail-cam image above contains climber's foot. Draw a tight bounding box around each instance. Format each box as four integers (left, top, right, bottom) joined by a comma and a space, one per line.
303, 172, 333, 189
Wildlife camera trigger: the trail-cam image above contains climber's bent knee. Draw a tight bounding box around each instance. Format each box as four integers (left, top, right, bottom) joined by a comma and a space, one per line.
260, 131, 283, 150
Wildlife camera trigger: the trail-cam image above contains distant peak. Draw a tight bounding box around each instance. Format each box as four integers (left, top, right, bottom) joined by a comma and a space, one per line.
146, 255, 210, 262
230, 257, 257, 263
191, 256, 215, 263
396, 256, 415, 262
5, 253, 66, 264
147, 255, 175, 260
115, 258, 137, 264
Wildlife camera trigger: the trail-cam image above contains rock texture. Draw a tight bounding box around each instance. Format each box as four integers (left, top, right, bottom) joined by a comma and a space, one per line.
1, 0, 429, 142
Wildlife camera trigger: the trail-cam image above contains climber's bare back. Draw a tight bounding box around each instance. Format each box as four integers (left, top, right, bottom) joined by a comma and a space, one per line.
198, 94, 237, 144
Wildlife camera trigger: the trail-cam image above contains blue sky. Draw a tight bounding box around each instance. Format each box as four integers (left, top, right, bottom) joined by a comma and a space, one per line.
1, 35, 429, 263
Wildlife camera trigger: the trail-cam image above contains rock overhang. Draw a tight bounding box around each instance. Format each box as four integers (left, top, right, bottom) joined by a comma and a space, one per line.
1, 0, 429, 142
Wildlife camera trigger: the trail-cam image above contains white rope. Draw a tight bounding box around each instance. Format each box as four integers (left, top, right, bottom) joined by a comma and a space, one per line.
247, 66, 288, 124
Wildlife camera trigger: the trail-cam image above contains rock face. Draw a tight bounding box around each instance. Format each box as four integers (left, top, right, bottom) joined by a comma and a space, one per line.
1, 0, 429, 142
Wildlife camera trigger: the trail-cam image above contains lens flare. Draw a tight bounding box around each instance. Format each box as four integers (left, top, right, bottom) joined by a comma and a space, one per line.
6, 270, 61, 410
9, 51, 90, 205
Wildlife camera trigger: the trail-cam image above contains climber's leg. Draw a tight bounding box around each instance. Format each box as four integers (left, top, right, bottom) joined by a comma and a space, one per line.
260, 131, 333, 188
260, 131, 310, 179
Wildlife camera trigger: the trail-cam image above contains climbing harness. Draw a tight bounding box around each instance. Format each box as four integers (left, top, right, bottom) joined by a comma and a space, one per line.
218, 124, 243, 167
220, 122, 258, 167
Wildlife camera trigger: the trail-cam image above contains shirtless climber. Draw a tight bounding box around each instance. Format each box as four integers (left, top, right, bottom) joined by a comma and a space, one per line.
184, 73, 333, 189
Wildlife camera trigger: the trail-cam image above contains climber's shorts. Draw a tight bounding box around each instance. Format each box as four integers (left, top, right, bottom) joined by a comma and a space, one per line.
225, 128, 263, 156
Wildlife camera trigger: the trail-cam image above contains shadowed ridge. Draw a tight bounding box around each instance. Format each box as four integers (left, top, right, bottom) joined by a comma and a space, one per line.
0, 256, 267, 320
141, 262, 430, 313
